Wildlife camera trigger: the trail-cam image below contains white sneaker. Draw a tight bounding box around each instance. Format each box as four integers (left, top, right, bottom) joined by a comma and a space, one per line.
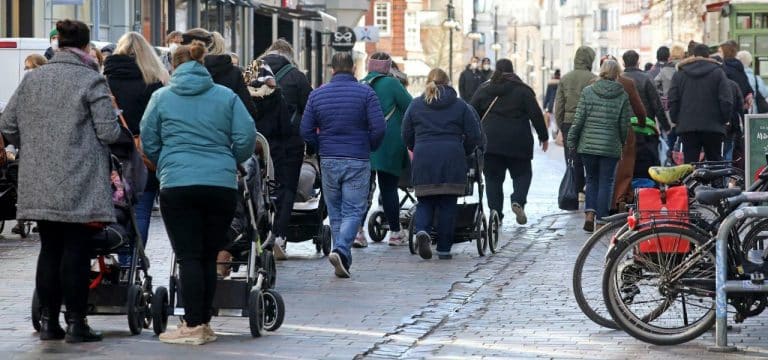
388, 229, 408, 246
273, 236, 287, 260
159, 322, 208, 345
352, 231, 368, 248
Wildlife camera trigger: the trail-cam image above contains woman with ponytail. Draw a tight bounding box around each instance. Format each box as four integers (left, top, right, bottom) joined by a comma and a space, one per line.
140, 40, 256, 345
470, 59, 549, 227
402, 68, 481, 260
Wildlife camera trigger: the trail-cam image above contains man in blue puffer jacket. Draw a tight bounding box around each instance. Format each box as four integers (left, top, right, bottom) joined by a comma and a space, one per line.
301, 52, 385, 278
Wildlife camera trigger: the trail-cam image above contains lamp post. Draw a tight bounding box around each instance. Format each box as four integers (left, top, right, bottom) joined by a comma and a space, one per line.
491, 5, 500, 61
467, 0, 482, 58
443, 0, 460, 83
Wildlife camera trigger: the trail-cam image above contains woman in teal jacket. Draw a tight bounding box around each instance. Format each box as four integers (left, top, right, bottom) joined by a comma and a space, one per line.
140, 41, 256, 345
359, 52, 413, 247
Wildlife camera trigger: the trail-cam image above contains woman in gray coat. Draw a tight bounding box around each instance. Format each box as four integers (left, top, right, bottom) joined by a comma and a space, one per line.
0, 20, 121, 343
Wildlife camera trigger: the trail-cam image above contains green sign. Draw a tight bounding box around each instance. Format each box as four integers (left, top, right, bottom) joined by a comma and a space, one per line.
745, 114, 768, 188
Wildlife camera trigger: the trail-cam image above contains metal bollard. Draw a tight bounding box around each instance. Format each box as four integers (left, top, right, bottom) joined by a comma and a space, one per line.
709, 206, 768, 352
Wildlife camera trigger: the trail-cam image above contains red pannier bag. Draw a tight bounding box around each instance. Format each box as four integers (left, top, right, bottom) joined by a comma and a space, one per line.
635, 185, 691, 254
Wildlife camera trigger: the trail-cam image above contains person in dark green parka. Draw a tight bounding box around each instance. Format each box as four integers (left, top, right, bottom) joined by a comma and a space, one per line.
358, 52, 413, 247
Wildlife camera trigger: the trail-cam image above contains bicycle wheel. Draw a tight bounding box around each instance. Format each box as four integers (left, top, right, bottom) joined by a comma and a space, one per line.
572, 215, 628, 329
741, 218, 768, 258
603, 225, 715, 345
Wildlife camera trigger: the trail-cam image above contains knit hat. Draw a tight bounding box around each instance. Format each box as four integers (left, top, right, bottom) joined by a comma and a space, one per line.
49, 28, 58, 39
367, 58, 392, 74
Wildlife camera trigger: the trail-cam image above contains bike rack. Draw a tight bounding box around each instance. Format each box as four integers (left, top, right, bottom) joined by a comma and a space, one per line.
710, 206, 768, 352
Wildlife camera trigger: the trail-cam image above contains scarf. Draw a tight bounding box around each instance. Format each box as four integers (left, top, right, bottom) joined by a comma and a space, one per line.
367, 59, 392, 74
61, 47, 99, 72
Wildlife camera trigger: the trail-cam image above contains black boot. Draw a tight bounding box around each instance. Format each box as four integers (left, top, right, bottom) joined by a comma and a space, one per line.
65, 313, 102, 343
39, 308, 65, 340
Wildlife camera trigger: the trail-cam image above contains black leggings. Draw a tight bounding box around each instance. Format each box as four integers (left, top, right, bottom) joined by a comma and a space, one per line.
272, 142, 304, 238
361, 171, 401, 232
36, 221, 98, 316
160, 186, 236, 326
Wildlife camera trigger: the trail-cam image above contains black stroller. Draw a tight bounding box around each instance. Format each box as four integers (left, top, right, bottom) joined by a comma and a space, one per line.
366, 161, 418, 243
406, 148, 500, 256
0, 147, 33, 238
164, 134, 285, 337
282, 154, 332, 256
31, 154, 164, 335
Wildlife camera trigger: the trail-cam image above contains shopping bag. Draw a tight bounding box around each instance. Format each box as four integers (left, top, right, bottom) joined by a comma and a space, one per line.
558, 160, 579, 211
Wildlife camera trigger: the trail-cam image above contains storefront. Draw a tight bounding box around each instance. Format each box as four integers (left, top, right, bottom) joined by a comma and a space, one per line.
171, 0, 254, 57
726, 2, 768, 78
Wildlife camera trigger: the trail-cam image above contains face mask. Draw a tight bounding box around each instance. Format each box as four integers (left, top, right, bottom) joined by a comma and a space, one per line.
169, 43, 179, 54
482, 64, 491, 71
51, 39, 58, 50
470, 62, 478, 70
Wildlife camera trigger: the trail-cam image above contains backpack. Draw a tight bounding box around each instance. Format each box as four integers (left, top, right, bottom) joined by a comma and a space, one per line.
273, 64, 300, 136
361, 74, 397, 120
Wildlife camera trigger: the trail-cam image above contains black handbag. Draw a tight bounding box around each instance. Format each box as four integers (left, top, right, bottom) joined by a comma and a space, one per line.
755, 74, 768, 114
558, 159, 580, 211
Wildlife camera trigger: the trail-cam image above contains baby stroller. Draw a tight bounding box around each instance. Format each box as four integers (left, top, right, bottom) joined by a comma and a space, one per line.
165, 133, 285, 337
406, 148, 500, 256
31, 154, 164, 335
0, 145, 33, 237
366, 160, 418, 243
282, 154, 332, 255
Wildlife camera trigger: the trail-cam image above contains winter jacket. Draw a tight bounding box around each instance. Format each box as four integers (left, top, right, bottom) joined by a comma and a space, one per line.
104, 54, 165, 135
723, 58, 753, 100
459, 66, 484, 102
647, 61, 664, 82
747, 67, 768, 114
617, 75, 647, 122
654, 61, 677, 99
361, 71, 413, 177
251, 85, 288, 141
402, 85, 482, 197
480, 69, 493, 82
140, 61, 257, 190
300, 73, 385, 160
470, 74, 549, 160
623, 67, 669, 131
727, 79, 744, 138
567, 79, 630, 158
0, 50, 122, 223
262, 53, 312, 118
555, 46, 597, 129
669, 57, 732, 135
543, 79, 559, 113
44, 47, 55, 60
204, 54, 258, 121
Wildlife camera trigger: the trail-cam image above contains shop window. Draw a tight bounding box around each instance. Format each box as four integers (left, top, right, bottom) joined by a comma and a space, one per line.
757, 35, 768, 56
756, 13, 768, 29
374, 1, 390, 36
740, 35, 754, 52
737, 13, 752, 29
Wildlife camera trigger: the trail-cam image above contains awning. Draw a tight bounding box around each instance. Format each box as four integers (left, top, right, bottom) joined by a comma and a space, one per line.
255, 3, 322, 21
403, 59, 432, 77
706, 1, 729, 12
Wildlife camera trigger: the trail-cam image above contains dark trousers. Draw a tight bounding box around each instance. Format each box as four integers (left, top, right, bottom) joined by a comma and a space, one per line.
562, 123, 586, 191
36, 221, 98, 315
581, 154, 619, 222
483, 154, 533, 217
160, 185, 237, 326
375, 171, 401, 232
680, 132, 723, 163
414, 195, 458, 253
271, 141, 304, 238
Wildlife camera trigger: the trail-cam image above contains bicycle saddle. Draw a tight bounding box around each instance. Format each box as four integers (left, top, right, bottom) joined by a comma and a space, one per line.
693, 186, 742, 206
648, 164, 695, 185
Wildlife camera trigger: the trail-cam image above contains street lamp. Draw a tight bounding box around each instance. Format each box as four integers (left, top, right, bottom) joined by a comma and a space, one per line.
467, 0, 481, 57
443, 0, 460, 83
491, 5, 500, 61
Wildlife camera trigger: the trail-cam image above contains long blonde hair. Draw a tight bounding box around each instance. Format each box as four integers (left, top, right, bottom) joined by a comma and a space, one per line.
424, 68, 449, 104
114, 31, 169, 84
209, 31, 228, 55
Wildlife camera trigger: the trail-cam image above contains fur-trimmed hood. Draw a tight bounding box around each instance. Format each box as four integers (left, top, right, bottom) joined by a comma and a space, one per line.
676, 56, 722, 78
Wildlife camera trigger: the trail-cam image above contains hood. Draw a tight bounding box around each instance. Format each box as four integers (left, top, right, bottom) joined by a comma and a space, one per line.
574, 46, 596, 71
486, 73, 531, 96
424, 85, 458, 109
103, 54, 142, 79
169, 61, 215, 96
678, 57, 722, 78
724, 58, 746, 72
262, 53, 291, 74
590, 79, 624, 99
204, 54, 234, 77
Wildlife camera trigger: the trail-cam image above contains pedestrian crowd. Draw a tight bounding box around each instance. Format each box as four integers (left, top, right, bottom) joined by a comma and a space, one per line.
2, 17, 762, 348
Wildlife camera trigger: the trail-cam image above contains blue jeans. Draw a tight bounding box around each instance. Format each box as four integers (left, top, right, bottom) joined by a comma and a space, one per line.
414, 195, 458, 254
723, 137, 734, 161
581, 154, 618, 223
321, 158, 371, 267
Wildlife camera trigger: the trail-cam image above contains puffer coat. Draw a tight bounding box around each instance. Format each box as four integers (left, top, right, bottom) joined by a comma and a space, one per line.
0, 50, 122, 223
567, 79, 630, 158
554, 46, 597, 129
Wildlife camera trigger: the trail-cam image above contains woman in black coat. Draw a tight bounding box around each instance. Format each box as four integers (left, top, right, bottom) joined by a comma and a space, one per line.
470, 59, 549, 226
402, 68, 481, 260
104, 31, 168, 264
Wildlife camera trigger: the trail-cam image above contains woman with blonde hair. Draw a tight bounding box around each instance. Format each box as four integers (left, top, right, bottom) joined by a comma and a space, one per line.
567, 60, 631, 231
181, 28, 256, 121
402, 68, 481, 260
104, 31, 169, 262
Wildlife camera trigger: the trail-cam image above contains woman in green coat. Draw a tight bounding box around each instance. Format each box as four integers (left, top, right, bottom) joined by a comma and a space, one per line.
567, 60, 630, 232
358, 52, 413, 247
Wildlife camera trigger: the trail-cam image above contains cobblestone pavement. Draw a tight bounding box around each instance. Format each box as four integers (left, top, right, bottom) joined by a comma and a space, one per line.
0, 144, 766, 359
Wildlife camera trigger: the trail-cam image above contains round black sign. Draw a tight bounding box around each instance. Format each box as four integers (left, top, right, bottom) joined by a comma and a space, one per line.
331, 26, 356, 52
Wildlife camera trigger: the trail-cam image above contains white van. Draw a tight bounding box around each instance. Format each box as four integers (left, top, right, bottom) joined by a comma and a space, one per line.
0, 38, 50, 105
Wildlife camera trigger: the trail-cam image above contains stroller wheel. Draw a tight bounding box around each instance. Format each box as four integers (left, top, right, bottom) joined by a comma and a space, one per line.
262, 289, 285, 332
321, 225, 332, 256
407, 220, 417, 255
475, 212, 487, 257
127, 284, 145, 335
152, 286, 169, 335
488, 210, 501, 254
31, 288, 41, 332
248, 289, 265, 337
367, 211, 387, 242
262, 251, 277, 289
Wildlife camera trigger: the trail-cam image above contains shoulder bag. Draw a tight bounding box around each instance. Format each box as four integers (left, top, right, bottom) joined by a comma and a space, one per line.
111, 96, 156, 172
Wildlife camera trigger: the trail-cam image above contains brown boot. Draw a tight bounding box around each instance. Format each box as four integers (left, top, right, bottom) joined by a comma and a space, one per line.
583, 212, 595, 233
216, 250, 233, 278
